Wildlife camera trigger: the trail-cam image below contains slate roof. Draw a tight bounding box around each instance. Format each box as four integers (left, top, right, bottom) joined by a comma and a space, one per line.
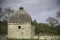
8, 7, 32, 24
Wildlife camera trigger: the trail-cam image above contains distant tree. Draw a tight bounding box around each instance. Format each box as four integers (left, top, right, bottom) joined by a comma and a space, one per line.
0, 21, 7, 36
32, 19, 60, 36
56, 11, 60, 25
0, 7, 2, 13
31, 20, 40, 40
46, 17, 58, 27
0, 7, 3, 21
0, 7, 14, 21
31, 20, 37, 26
55, 25, 60, 35
32, 20, 50, 35
4, 7, 14, 21
56, 11, 60, 18
5, 7, 14, 16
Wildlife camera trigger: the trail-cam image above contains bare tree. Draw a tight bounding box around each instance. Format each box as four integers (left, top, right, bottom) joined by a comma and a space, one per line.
56, 11, 60, 18
5, 7, 14, 16
0, 7, 14, 21
46, 17, 58, 27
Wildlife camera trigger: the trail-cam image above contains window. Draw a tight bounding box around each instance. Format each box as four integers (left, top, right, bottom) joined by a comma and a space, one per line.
18, 26, 21, 29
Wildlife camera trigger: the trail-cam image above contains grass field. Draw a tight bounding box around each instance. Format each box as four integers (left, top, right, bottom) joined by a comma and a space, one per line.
7, 38, 38, 40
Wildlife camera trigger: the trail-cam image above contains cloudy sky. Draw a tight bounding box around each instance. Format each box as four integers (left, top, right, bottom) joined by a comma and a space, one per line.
0, 0, 60, 23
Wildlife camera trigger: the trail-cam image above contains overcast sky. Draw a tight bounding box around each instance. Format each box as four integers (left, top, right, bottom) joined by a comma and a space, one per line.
0, 0, 60, 23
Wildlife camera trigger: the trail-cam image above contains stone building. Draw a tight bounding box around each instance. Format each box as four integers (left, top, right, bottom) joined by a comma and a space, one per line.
7, 7, 35, 39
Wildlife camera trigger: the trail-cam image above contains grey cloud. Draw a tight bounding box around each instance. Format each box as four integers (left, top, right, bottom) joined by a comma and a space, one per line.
1, 0, 60, 23
0, 0, 4, 7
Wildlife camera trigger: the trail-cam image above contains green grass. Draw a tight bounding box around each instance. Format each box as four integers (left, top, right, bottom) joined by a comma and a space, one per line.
7, 38, 38, 40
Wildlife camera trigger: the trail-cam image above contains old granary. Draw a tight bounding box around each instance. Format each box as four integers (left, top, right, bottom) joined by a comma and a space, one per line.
7, 7, 35, 39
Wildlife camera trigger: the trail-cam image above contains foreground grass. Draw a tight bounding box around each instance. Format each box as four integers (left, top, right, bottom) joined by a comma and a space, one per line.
7, 38, 38, 40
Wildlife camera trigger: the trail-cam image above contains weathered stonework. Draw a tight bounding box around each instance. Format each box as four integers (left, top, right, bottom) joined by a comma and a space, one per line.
8, 23, 33, 39
7, 7, 35, 39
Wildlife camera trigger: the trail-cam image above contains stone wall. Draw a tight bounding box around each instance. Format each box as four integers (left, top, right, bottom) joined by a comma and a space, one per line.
8, 23, 32, 39
33, 36, 60, 40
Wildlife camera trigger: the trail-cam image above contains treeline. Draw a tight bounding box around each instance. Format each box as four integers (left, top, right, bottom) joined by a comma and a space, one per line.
32, 20, 60, 36
0, 20, 60, 36
0, 7, 60, 36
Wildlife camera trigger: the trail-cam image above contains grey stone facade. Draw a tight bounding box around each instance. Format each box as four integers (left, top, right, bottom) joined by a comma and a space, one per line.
7, 7, 35, 39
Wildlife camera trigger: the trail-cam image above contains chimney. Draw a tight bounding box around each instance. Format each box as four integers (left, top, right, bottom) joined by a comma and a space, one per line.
19, 7, 24, 10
